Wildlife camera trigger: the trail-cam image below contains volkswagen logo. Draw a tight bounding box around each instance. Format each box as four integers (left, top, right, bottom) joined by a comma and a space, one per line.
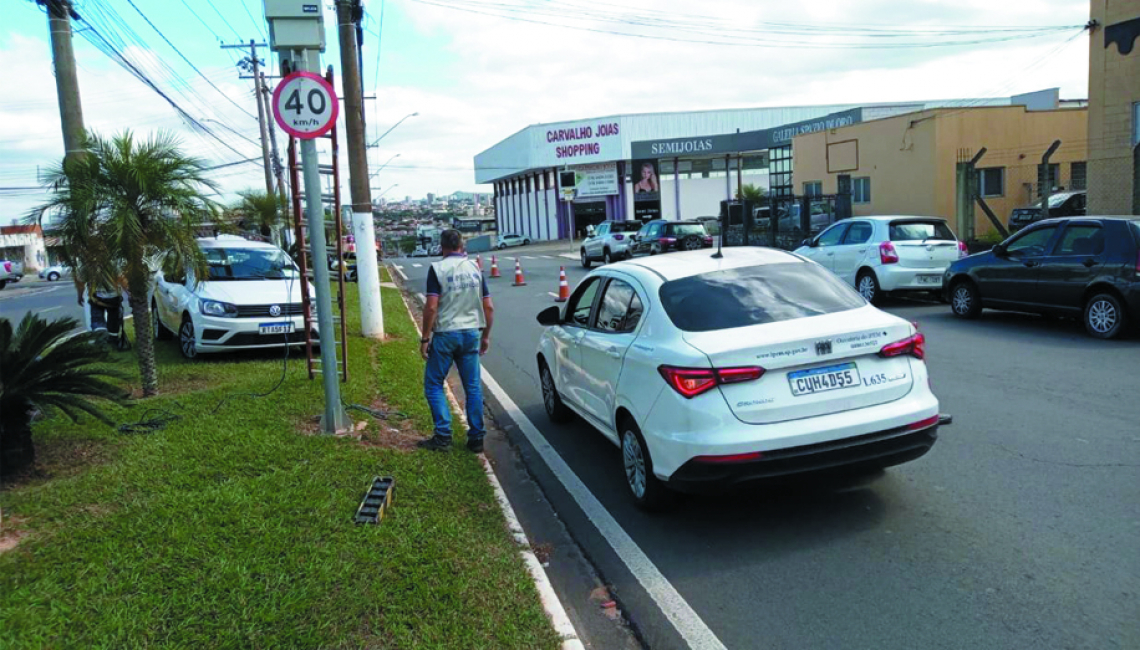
269, 304, 282, 317
815, 340, 833, 356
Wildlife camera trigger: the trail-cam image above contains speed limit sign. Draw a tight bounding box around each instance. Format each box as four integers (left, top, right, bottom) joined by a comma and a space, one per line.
272, 71, 339, 140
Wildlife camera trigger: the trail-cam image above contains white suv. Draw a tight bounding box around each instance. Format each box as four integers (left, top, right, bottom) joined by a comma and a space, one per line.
581, 221, 639, 266
795, 216, 966, 304
535, 248, 943, 510
150, 236, 314, 359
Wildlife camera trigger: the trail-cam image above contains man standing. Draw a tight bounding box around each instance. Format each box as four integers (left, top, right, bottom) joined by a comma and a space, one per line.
419, 230, 494, 453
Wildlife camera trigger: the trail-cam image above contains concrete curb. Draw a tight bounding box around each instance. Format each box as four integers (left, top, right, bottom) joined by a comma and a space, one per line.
389, 274, 586, 650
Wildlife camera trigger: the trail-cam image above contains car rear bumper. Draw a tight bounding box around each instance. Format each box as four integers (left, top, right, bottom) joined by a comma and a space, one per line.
667, 422, 940, 492
877, 264, 951, 292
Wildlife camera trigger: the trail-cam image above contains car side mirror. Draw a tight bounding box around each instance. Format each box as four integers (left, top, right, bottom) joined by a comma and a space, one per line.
992, 243, 1006, 256
536, 305, 561, 326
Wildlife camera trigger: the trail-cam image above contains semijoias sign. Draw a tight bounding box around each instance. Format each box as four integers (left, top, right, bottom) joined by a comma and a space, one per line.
630, 108, 862, 158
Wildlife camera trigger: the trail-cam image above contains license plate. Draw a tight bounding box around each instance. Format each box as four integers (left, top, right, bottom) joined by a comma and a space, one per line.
788, 362, 861, 397
917, 274, 942, 284
259, 322, 294, 335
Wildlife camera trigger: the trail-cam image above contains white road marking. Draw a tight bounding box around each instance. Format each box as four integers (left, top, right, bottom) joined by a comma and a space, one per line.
522, 255, 537, 260
558, 253, 578, 261
481, 373, 728, 650
391, 264, 408, 281
547, 292, 559, 299
412, 263, 423, 268
38, 306, 60, 313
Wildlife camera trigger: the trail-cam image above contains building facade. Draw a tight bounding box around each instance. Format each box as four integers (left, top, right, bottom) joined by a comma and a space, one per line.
1088, 0, 1140, 214
793, 105, 1088, 238
0, 225, 48, 272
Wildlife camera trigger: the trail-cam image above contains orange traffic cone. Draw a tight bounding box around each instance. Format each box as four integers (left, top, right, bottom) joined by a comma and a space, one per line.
512, 258, 527, 286
554, 267, 570, 302
489, 255, 501, 278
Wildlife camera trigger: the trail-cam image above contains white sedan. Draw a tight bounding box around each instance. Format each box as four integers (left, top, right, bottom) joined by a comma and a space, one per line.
151, 236, 314, 359
497, 233, 530, 249
535, 247, 944, 510
794, 216, 966, 304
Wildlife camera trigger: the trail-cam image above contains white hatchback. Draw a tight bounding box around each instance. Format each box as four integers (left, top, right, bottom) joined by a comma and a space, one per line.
795, 216, 967, 304
150, 236, 314, 359
535, 247, 944, 509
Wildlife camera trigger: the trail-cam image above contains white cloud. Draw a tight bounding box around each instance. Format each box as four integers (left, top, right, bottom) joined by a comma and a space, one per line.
3, 0, 1091, 222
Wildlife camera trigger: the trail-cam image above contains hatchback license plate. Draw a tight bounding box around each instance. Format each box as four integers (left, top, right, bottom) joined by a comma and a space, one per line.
788, 363, 860, 397
259, 322, 294, 335
917, 274, 942, 284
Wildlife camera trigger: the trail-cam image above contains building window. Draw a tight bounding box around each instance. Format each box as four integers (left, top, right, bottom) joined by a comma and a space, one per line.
1070, 162, 1087, 191
977, 167, 1004, 198
803, 181, 822, 197
852, 177, 871, 204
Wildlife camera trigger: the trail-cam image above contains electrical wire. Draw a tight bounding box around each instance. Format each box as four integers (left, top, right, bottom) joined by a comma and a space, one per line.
203, 0, 245, 41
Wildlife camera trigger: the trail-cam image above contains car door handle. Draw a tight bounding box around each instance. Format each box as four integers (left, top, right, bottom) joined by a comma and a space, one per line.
604, 347, 621, 359
857, 249, 867, 253
1023, 260, 1039, 268
1082, 258, 1097, 268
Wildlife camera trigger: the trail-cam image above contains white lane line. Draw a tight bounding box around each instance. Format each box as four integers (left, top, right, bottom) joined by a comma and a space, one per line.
481, 372, 728, 650
522, 255, 537, 260
39, 306, 60, 313
547, 292, 559, 299
412, 263, 423, 268
558, 253, 578, 261
391, 264, 408, 281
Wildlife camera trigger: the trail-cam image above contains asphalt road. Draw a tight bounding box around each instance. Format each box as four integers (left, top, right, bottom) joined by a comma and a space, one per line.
395, 252, 1140, 650
0, 277, 85, 326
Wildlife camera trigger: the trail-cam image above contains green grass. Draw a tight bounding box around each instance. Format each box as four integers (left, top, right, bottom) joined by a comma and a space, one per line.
0, 287, 559, 649
379, 265, 392, 283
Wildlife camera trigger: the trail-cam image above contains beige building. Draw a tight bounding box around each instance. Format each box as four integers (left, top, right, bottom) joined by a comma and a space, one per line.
793, 105, 1088, 239
1087, 0, 1140, 214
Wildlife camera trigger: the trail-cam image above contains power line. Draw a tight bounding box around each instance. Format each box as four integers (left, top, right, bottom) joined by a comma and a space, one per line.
203, 0, 244, 41
176, 0, 223, 42
239, 0, 269, 42
123, 0, 258, 121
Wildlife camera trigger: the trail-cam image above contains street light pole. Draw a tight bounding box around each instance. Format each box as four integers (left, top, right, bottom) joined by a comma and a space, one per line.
369, 153, 399, 179
367, 112, 418, 148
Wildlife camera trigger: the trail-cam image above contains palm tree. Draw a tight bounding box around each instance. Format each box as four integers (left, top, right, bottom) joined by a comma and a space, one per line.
228, 189, 286, 243
0, 314, 130, 477
736, 183, 767, 204
34, 131, 217, 396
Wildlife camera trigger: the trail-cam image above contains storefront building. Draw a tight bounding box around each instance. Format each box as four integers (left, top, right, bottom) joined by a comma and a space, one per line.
476, 95, 1059, 242
792, 102, 1088, 239
1088, 0, 1140, 214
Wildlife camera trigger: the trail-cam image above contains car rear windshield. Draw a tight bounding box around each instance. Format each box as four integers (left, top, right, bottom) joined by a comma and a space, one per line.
667, 223, 707, 237
889, 220, 955, 242
658, 262, 865, 332
610, 222, 640, 233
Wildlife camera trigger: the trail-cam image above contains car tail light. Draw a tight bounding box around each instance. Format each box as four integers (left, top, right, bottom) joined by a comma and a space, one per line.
693, 452, 763, 464
879, 241, 899, 264
658, 365, 766, 398
613, 234, 624, 241
2, 262, 9, 273
1135, 250, 1140, 275
957, 241, 968, 258
907, 414, 940, 431
660, 237, 677, 246
878, 333, 925, 360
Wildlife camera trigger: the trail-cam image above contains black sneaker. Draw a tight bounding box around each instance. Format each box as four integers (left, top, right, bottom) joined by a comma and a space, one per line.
417, 435, 451, 452
466, 437, 484, 454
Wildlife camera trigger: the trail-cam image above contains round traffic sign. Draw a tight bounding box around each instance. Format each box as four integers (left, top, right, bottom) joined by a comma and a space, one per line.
272, 71, 339, 140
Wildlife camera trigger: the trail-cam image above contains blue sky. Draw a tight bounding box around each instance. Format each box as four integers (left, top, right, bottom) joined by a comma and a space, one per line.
1, 0, 1092, 224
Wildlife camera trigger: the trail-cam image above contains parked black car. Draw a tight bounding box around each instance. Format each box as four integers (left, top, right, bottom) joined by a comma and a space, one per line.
944, 216, 1140, 339
1009, 190, 1086, 232
630, 220, 713, 256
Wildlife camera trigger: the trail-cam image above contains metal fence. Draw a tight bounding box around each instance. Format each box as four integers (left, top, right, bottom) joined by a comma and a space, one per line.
720, 194, 851, 251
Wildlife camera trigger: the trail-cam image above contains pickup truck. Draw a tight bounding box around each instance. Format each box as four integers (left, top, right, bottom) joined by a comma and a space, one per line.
0, 259, 24, 289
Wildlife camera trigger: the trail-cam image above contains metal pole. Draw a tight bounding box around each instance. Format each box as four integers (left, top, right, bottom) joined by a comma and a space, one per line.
1040, 140, 1061, 221
673, 157, 680, 220
251, 40, 275, 197
336, 0, 383, 339
44, 0, 86, 164
260, 72, 289, 219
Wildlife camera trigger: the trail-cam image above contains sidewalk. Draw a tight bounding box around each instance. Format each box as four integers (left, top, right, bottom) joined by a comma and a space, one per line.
0, 285, 563, 649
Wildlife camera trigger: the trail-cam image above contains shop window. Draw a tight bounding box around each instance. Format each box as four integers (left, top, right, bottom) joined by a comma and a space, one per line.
803, 181, 822, 197
852, 177, 871, 204
977, 167, 1004, 198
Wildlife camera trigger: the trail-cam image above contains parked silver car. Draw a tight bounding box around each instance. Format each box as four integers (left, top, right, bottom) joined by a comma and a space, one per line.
581, 221, 640, 266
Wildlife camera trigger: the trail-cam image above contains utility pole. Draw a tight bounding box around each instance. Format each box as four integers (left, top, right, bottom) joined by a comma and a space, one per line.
39, 0, 86, 164
260, 72, 289, 227
336, 0, 384, 339
222, 41, 275, 198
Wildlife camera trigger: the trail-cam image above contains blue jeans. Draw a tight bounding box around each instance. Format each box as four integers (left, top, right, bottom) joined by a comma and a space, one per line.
424, 329, 485, 440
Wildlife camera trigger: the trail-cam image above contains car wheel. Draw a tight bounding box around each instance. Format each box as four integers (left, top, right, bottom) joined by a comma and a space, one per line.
682, 235, 702, 251
178, 315, 197, 359
580, 248, 592, 269
498, 243, 506, 250
604, 248, 613, 264
620, 420, 670, 511
856, 271, 881, 305
0, 280, 6, 290
1084, 293, 1127, 339
523, 238, 530, 245
48, 271, 60, 282
950, 280, 982, 319
540, 361, 571, 422
153, 301, 172, 340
